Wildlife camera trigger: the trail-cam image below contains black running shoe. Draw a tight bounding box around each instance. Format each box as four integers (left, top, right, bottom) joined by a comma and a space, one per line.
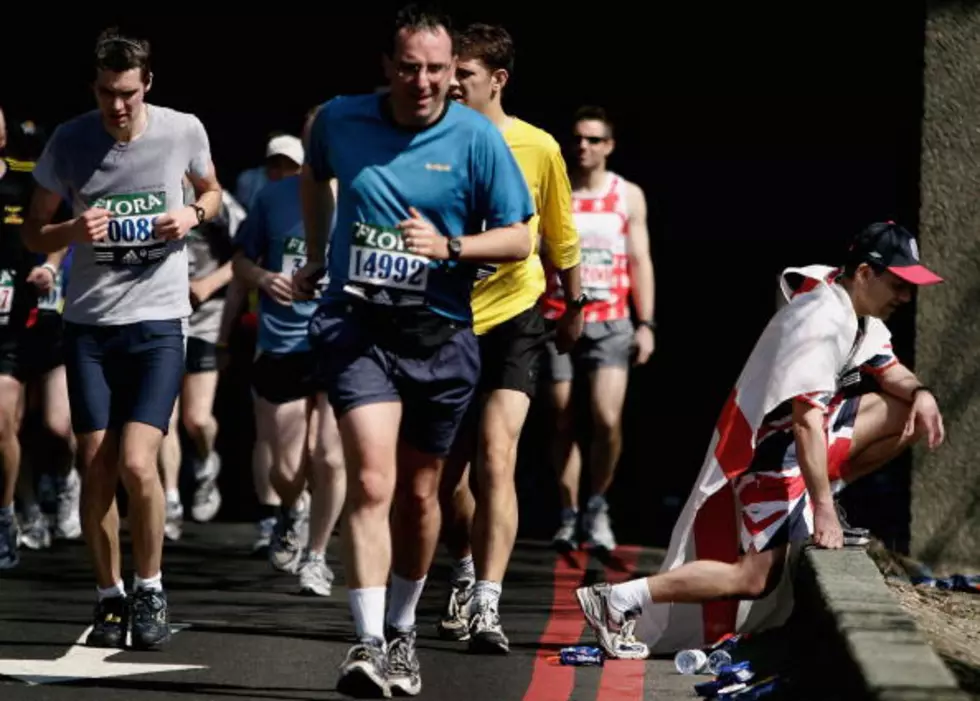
130, 588, 171, 650
85, 595, 129, 648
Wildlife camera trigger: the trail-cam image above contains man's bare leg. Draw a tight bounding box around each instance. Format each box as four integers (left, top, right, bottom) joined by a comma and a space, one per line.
159, 404, 183, 540
41, 365, 80, 541
550, 379, 581, 548
582, 366, 629, 550
298, 393, 346, 596
251, 415, 278, 553
182, 370, 222, 522
0, 376, 24, 568
468, 388, 531, 653
254, 394, 310, 574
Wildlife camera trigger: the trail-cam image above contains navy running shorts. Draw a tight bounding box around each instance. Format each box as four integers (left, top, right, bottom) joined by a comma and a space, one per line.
63, 319, 185, 434
309, 299, 480, 457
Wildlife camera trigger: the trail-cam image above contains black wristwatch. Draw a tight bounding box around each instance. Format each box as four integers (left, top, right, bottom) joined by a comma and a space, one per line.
638, 319, 656, 331
447, 237, 462, 261
568, 293, 589, 310
191, 204, 205, 226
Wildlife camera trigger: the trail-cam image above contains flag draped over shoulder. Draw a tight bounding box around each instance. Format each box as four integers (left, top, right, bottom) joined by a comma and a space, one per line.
635, 265, 892, 654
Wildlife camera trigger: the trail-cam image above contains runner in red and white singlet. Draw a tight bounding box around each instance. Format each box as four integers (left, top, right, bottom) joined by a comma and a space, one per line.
539, 105, 656, 553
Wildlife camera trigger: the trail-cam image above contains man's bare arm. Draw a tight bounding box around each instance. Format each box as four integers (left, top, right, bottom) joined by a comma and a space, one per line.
186, 162, 223, 223
300, 165, 334, 267
455, 222, 532, 262
22, 185, 78, 254
625, 181, 655, 323
792, 398, 843, 548
877, 363, 926, 402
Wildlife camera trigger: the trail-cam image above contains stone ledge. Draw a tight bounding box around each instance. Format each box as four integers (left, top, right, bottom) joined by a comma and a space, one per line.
797, 547, 970, 701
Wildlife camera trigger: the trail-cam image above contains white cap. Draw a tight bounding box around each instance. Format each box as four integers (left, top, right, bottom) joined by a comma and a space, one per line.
266, 134, 304, 166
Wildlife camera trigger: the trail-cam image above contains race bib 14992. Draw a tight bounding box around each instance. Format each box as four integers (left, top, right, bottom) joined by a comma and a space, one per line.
91, 191, 168, 266
347, 222, 430, 293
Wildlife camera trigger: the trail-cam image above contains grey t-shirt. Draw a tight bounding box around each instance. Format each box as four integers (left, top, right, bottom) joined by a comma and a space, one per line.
186, 190, 244, 342
32, 104, 212, 326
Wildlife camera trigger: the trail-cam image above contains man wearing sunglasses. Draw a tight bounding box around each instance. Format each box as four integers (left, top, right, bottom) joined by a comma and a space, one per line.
540, 105, 656, 554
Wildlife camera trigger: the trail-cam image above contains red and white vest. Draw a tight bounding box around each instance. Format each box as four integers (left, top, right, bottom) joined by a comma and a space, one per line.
541, 172, 631, 323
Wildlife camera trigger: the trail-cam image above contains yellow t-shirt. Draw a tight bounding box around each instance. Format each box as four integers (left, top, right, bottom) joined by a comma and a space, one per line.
470, 117, 581, 336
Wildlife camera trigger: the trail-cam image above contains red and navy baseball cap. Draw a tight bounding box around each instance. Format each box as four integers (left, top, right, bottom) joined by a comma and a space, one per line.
848, 221, 944, 286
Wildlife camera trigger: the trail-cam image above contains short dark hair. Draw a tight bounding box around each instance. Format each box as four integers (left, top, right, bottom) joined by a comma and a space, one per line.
388, 3, 454, 57
456, 23, 514, 74
573, 105, 614, 138
94, 27, 151, 84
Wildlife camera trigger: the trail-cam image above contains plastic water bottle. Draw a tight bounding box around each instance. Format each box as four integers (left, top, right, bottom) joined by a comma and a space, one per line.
707, 648, 733, 674
674, 648, 709, 675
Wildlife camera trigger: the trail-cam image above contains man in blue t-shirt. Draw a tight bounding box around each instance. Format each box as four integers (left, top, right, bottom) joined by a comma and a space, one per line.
292, 5, 535, 698
231, 139, 346, 601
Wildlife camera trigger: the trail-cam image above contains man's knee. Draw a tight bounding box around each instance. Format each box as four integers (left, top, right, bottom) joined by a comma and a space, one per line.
736, 548, 786, 599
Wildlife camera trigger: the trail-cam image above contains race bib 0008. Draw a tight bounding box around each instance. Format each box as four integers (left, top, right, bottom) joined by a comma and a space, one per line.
347, 222, 430, 293
91, 191, 168, 266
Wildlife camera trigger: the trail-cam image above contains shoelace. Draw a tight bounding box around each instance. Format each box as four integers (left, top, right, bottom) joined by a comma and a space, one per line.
388, 636, 415, 672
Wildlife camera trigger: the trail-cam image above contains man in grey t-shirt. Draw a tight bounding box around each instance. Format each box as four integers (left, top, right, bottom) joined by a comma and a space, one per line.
22, 29, 222, 652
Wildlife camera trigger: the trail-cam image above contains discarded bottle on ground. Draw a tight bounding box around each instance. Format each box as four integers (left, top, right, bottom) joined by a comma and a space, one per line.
675, 648, 709, 675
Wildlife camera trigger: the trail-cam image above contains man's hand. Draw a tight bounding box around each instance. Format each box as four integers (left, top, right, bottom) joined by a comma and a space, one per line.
26, 266, 55, 293
632, 324, 655, 366
71, 207, 111, 243
153, 206, 198, 241
189, 278, 213, 310
903, 389, 945, 449
260, 271, 294, 306
555, 307, 583, 354
399, 207, 447, 260
291, 261, 324, 301
811, 499, 844, 549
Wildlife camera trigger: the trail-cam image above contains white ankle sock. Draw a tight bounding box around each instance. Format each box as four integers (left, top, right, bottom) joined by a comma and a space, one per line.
349, 587, 387, 643
609, 578, 652, 616
166, 489, 181, 505
386, 574, 426, 632
134, 573, 163, 592
97, 580, 126, 601
473, 580, 502, 610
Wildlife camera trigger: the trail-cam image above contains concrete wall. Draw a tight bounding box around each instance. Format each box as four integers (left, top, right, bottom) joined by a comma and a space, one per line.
912, 0, 980, 570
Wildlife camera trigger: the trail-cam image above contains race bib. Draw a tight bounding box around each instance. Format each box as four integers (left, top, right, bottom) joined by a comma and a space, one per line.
581, 247, 615, 300
281, 237, 307, 277
347, 222, 430, 293
37, 270, 64, 313
0, 270, 14, 317
91, 191, 168, 266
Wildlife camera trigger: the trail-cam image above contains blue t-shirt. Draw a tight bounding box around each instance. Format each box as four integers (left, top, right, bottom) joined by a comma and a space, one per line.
306, 94, 534, 323
236, 175, 328, 354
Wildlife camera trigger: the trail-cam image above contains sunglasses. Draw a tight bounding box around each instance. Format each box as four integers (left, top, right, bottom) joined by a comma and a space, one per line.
573, 135, 608, 145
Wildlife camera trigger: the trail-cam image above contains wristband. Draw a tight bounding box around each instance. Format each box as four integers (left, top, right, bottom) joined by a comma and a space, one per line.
638, 320, 655, 331
41, 263, 59, 278
911, 385, 934, 400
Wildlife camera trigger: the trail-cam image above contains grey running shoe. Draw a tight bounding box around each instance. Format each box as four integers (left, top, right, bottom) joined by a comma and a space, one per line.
467, 598, 509, 654
436, 580, 473, 641
386, 627, 421, 696
575, 583, 648, 660
552, 508, 578, 552
54, 468, 82, 540
164, 499, 184, 542
338, 638, 390, 698
252, 515, 277, 554
191, 452, 222, 523
18, 507, 51, 550
0, 512, 20, 570
269, 508, 307, 574
835, 500, 871, 547
298, 551, 334, 597
583, 502, 617, 552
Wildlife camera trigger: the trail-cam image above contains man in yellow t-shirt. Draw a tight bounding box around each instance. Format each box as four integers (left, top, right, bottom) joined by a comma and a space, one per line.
437, 22, 584, 654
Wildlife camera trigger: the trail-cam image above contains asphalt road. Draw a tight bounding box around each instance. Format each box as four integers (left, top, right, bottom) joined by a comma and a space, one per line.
0, 522, 740, 701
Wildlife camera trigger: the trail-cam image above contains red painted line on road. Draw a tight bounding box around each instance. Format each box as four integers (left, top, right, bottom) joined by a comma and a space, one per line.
522, 549, 589, 701
597, 545, 646, 701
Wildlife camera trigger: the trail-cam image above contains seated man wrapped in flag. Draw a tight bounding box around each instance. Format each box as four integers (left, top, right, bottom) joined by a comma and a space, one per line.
576, 221, 947, 659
